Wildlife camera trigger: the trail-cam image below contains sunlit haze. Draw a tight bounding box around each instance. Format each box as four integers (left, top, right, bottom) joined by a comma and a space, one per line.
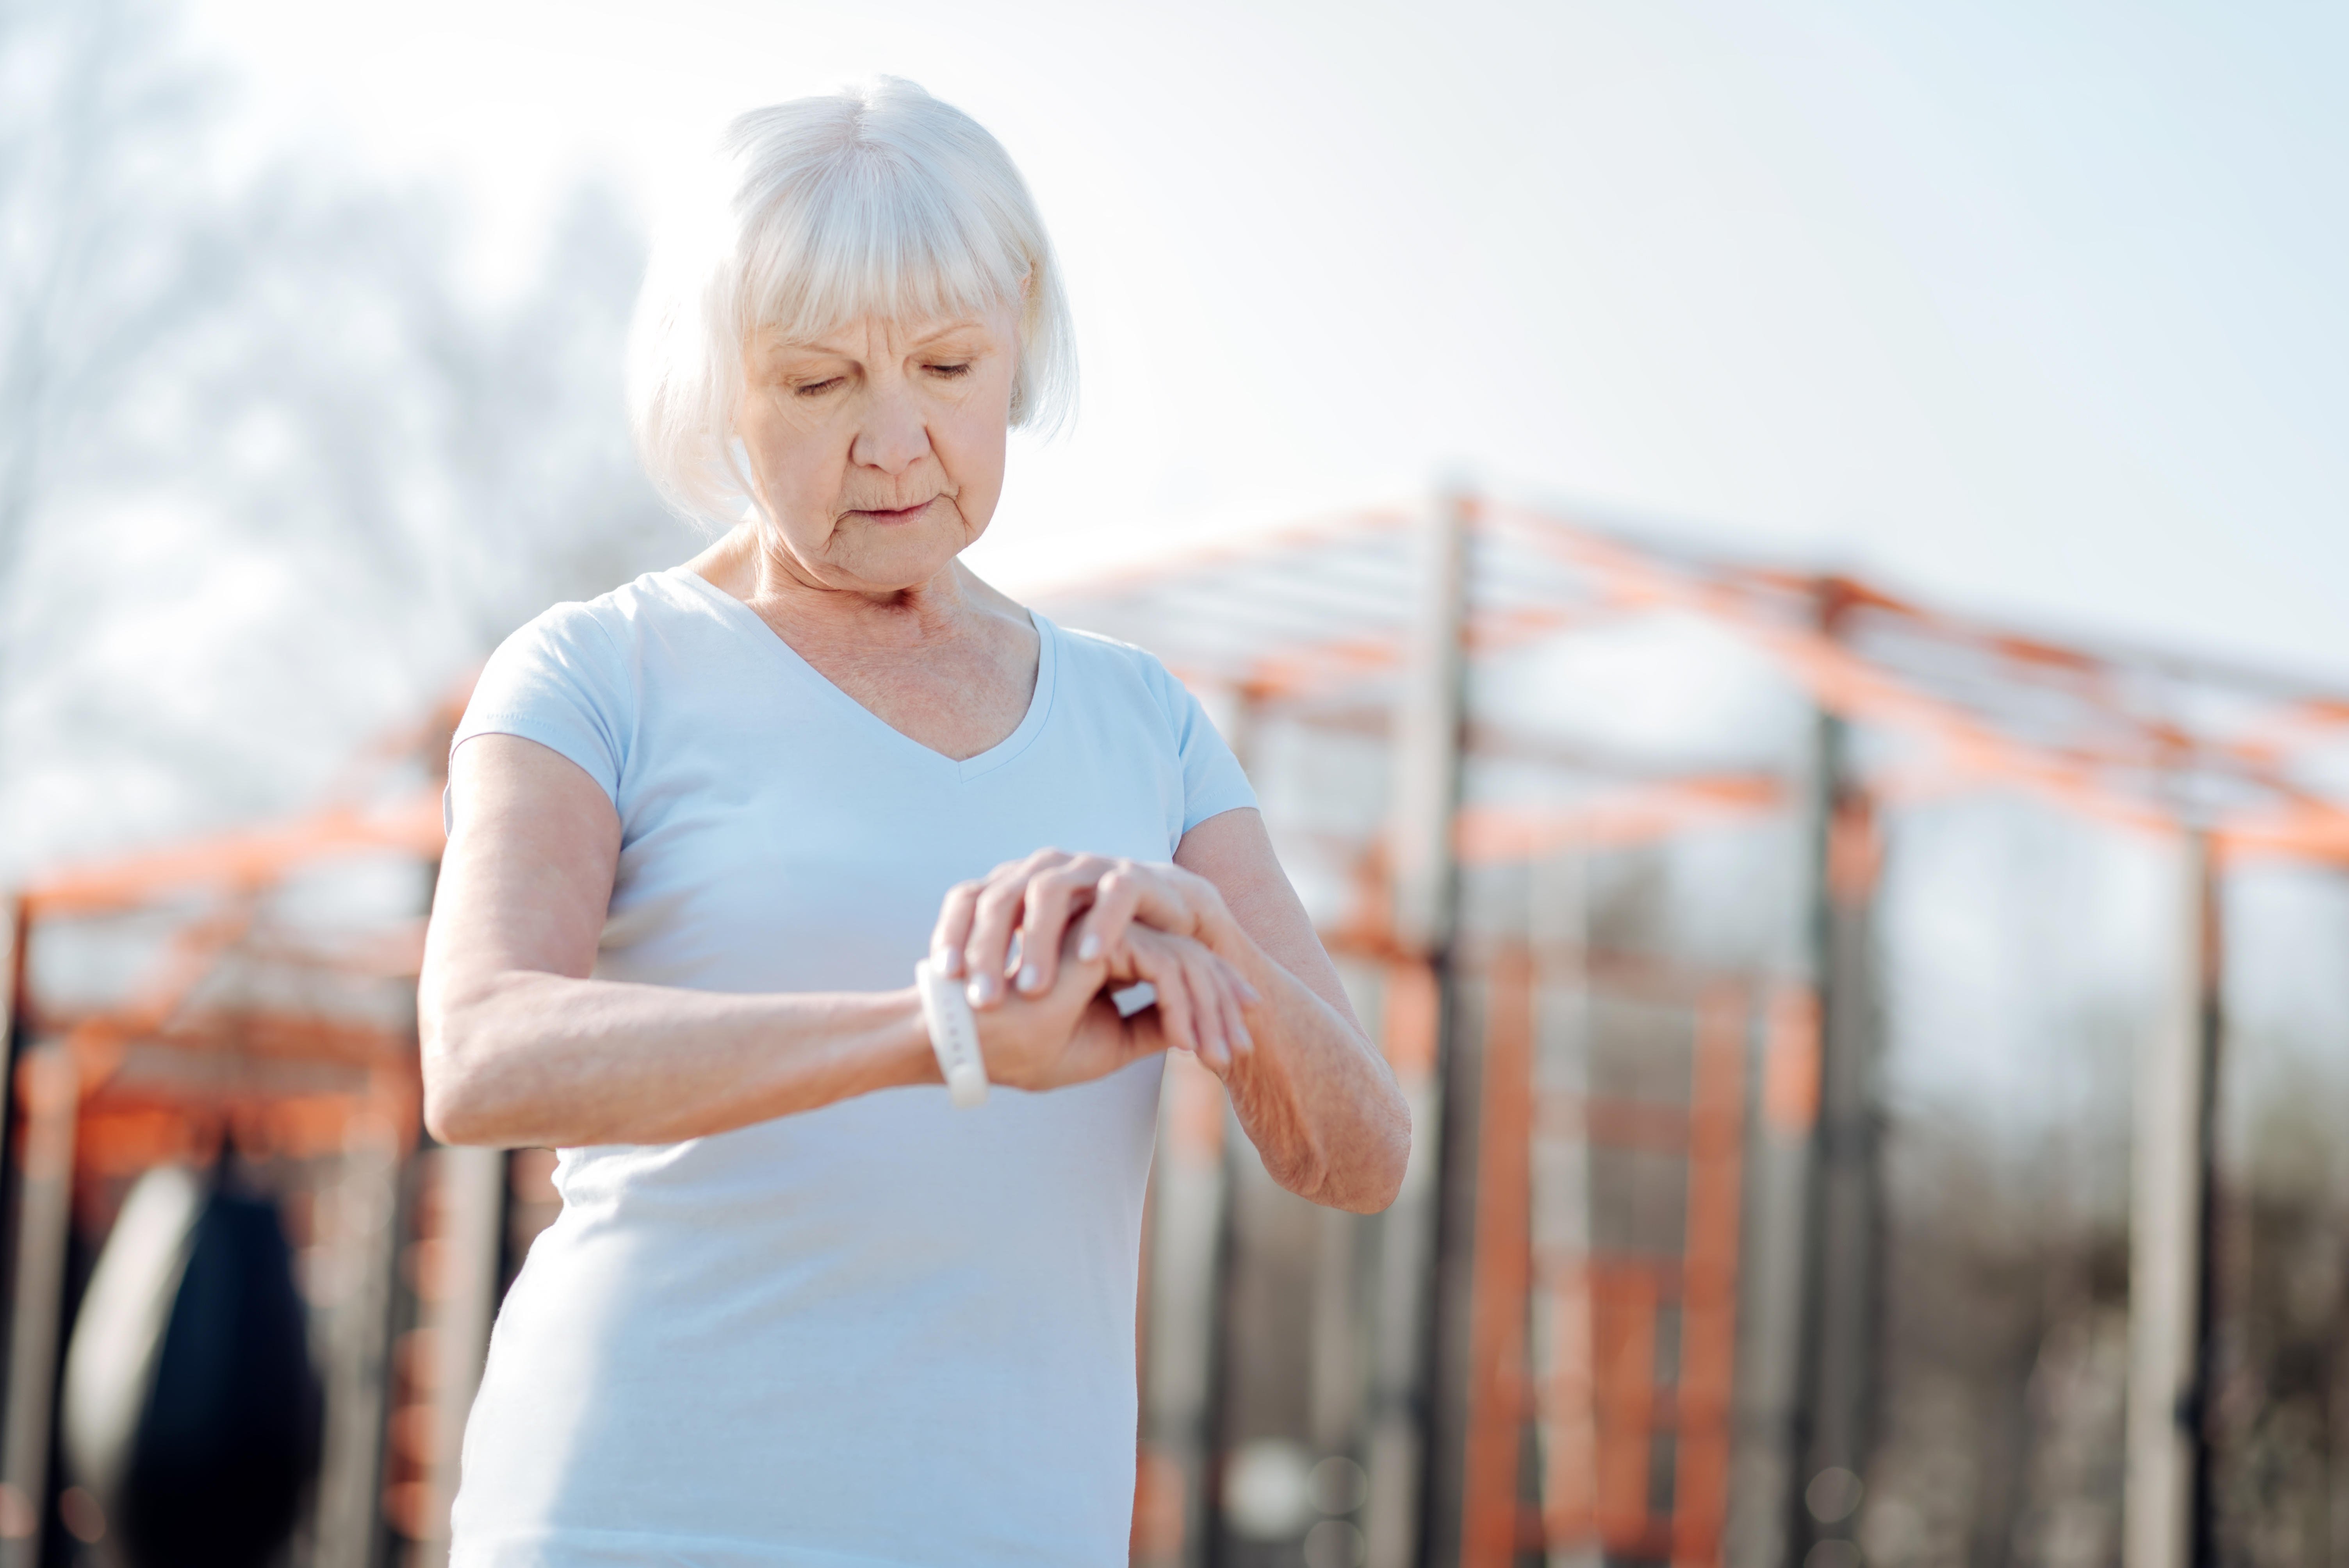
180, 0, 2349, 679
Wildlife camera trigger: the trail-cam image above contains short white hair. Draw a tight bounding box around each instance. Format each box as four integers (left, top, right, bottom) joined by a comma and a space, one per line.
627, 78, 1076, 525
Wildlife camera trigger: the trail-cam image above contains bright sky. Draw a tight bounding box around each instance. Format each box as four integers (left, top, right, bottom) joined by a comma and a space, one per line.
184, 0, 2349, 682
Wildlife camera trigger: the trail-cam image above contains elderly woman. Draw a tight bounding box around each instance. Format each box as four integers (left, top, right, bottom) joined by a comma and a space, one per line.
419, 79, 1409, 1566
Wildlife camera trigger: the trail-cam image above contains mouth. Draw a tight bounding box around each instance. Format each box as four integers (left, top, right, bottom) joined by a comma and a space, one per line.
845, 497, 939, 524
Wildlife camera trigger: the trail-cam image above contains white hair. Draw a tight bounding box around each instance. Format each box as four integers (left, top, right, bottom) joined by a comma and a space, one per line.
626, 78, 1076, 526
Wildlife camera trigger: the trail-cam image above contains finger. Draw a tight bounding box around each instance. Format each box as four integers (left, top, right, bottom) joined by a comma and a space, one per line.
929, 881, 984, 978
963, 852, 1060, 1006
1136, 934, 1203, 1059
1075, 863, 1185, 968
1182, 945, 1235, 1070
1055, 918, 1112, 995
1147, 935, 1221, 1070
1016, 857, 1110, 996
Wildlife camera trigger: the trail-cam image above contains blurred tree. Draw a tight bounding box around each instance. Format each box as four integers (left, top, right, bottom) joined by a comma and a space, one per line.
0, 0, 230, 628
0, 0, 686, 874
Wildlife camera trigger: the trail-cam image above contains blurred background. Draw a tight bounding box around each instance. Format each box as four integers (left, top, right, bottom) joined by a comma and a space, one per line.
2, 2, 2345, 1567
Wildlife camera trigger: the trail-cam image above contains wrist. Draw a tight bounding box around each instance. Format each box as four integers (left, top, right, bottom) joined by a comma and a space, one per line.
1205, 911, 1270, 988
880, 987, 944, 1089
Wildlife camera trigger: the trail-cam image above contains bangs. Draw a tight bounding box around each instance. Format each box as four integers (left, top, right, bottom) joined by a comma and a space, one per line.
737, 145, 1028, 345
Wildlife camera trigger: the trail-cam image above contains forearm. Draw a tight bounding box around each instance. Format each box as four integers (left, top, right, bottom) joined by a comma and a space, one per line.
422, 969, 936, 1148
1220, 936, 1411, 1213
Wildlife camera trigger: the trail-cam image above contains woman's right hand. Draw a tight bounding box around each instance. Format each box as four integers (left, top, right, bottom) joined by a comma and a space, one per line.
971, 924, 1260, 1091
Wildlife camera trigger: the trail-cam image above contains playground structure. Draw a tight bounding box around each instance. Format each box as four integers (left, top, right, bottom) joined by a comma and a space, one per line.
3, 495, 2345, 1567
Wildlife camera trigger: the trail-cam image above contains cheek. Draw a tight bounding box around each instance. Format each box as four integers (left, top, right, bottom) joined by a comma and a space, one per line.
743, 401, 846, 500
938, 370, 1014, 486
935, 405, 1008, 500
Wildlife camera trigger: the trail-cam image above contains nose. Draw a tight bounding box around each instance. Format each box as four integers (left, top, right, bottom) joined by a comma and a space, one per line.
849, 376, 930, 476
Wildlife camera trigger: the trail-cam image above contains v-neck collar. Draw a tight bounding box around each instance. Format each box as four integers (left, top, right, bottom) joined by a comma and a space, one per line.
662, 567, 1057, 783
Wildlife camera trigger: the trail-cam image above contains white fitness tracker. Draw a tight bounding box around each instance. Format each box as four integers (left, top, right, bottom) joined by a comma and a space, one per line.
914, 959, 990, 1108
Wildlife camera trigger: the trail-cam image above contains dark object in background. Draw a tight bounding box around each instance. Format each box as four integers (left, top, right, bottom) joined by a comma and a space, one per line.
61, 1165, 322, 1568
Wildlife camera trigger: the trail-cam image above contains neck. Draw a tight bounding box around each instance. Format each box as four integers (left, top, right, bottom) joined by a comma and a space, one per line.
688, 521, 1018, 651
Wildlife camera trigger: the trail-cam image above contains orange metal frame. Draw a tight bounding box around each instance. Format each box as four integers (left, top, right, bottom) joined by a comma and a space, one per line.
11, 501, 2346, 1568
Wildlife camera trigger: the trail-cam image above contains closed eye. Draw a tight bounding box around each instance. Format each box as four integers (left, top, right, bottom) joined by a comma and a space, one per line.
795, 377, 845, 397
925, 362, 972, 379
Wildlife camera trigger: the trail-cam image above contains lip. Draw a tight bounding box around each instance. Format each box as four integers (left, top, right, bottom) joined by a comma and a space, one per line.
847, 498, 937, 524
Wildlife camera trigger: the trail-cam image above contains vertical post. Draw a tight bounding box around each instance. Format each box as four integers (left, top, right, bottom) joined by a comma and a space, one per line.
408, 1143, 506, 1565
1530, 854, 1600, 1568
1788, 604, 1883, 1564
2126, 831, 2219, 1568
1364, 486, 1472, 1568
1138, 1050, 1232, 1568
1363, 958, 1445, 1568
0, 898, 27, 1530
313, 1104, 405, 1568
0, 1044, 75, 1566
1675, 987, 1748, 1566
1729, 986, 1819, 1568
1460, 943, 1534, 1568
1389, 486, 1472, 960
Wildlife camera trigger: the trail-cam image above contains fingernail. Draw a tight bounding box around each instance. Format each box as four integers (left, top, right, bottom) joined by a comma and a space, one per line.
1239, 982, 1261, 1005
967, 975, 997, 1007
1236, 1026, 1255, 1053
1077, 934, 1101, 962
1018, 963, 1043, 994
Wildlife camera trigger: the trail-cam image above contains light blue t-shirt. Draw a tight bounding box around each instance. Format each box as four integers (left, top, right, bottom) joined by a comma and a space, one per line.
445, 567, 1255, 1568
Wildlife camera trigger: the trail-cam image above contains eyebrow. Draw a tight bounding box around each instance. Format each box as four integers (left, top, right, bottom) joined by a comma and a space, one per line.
784, 320, 993, 358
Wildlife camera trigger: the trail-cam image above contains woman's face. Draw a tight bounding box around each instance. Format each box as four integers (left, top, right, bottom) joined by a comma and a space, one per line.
736, 298, 1019, 597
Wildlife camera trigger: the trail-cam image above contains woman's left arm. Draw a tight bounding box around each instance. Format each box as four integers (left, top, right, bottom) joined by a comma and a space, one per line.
934, 809, 1411, 1213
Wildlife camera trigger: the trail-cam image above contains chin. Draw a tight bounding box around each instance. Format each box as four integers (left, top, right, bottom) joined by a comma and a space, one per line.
836, 536, 961, 591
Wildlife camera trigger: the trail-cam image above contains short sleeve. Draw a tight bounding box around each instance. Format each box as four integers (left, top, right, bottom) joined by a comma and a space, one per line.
446, 603, 632, 831
1151, 662, 1258, 835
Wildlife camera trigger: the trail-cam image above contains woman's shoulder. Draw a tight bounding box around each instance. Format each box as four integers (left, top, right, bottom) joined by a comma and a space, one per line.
1046, 620, 1194, 704
1047, 619, 1179, 686
469, 573, 717, 731
493, 570, 705, 663
1041, 618, 1222, 734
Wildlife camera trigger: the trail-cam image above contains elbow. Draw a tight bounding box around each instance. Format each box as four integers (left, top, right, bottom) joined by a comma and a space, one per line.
1344, 1099, 1413, 1215
1307, 1085, 1412, 1215
419, 1003, 515, 1148
422, 1074, 501, 1147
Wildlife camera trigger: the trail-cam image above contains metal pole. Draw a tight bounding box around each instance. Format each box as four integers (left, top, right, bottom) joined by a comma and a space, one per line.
2125, 830, 2219, 1568
1529, 853, 1600, 1568
1729, 983, 1821, 1568
409, 1143, 506, 1565
313, 1105, 405, 1568
0, 898, 28, 1531
1458, 943, 1534, 1568
0, 1044, 76, 1565
1365, 485, 1471, 1568
1788, 587, 1884, 1564
1388, 485, 1472, 961
1139, 1049, 1233, 1568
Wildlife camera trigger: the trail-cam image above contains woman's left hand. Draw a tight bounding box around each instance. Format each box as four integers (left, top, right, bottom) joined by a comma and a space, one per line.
929, 850, 1242, 1011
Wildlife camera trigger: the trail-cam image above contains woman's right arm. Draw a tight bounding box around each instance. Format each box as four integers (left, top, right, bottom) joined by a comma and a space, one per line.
419, 735, 944, 1147
421, 736, 1246, 1148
